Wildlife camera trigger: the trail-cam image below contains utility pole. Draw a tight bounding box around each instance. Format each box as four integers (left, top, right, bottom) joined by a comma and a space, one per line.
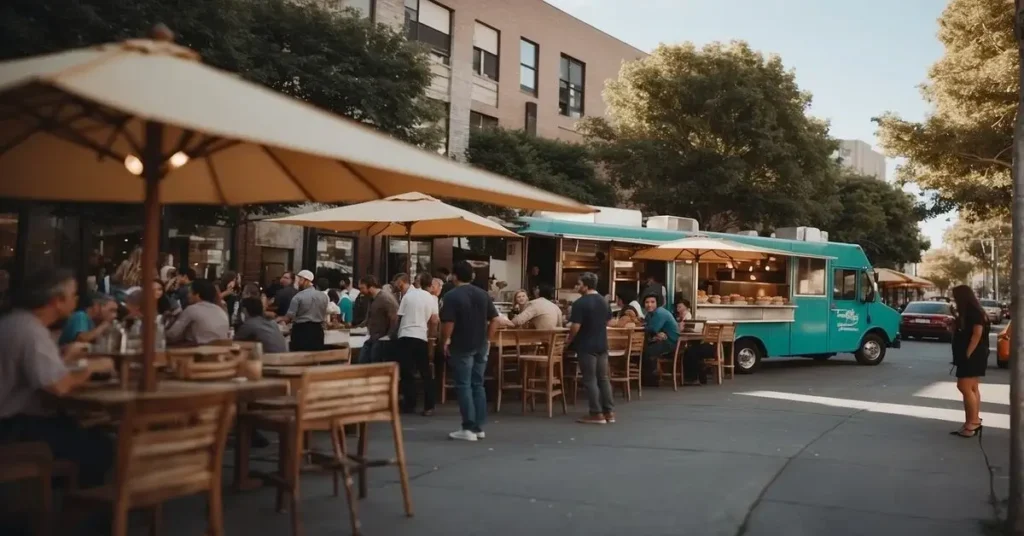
994, 239, 1000, 302
1009, 3, 1024, 533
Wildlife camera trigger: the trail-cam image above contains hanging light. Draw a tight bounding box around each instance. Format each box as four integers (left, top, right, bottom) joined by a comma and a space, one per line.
124, 155, 143, 175
169, 151, 190, 168
749, 274, 756, 281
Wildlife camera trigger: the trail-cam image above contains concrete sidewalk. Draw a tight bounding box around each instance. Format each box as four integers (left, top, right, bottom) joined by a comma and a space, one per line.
153, 342, 1004, 535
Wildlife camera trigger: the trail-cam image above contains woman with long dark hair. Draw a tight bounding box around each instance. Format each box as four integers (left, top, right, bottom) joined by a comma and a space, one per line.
950, 285, 990, 438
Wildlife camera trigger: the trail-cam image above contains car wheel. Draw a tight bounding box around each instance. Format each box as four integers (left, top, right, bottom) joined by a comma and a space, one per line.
855, 333, 887, 366
734, 339, 763, 375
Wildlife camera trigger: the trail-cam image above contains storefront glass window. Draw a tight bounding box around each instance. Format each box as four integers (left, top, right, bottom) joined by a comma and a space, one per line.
388, 239, 432, 281
316, 234, 356, 287
171, 226, 231, 280
673, 261, 695, 308
0, 212, 18, 305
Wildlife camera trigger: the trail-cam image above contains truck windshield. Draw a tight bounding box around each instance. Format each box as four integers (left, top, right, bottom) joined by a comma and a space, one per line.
903, 302, 951, 315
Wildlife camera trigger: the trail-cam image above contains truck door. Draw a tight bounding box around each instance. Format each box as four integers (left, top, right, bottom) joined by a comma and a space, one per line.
829, 267, 866, 353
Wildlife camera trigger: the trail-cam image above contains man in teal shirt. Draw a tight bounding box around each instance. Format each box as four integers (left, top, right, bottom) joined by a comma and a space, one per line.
641, 293, 678, 385
59, 292, 117, 347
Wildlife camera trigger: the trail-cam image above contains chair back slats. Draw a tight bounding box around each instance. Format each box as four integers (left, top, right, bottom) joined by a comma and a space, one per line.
548, 332, 568, 358
261, 348, 351, 367
718, 324, 737, 343
607, 328, 634, 355
176, 357, 241, 381
116, 391, 235, 503
297, 363, 398, 427
702, 323, 723, 344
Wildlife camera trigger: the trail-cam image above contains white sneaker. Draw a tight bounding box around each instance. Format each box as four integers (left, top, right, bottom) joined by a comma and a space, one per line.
448, 429, 478, 441
475, 431, 486, 439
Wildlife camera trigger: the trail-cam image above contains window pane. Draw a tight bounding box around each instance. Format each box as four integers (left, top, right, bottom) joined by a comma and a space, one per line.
417, 23, 450, 55
558, 83, 569, 116
560, 57, 569, 81
833, 269, 857, 300
316, 235, 355, 283
340, 0, 372, 17
483, 51, 498, 80
520, 40, 537, 68
797, 258, 826, 295
472, 48, 482, 74
569, 61, 583, 86
861, 271, 875, 302
520, 65, 536, 91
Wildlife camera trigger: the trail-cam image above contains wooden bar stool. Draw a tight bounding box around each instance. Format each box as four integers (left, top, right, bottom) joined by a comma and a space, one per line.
519, 331, 568, 418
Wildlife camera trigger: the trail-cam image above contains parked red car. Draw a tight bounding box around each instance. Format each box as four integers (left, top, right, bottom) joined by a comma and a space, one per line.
900, 301, 956, 341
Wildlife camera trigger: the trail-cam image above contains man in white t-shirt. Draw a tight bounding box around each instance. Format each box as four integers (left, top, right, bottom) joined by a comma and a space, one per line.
394, 272, 440, 415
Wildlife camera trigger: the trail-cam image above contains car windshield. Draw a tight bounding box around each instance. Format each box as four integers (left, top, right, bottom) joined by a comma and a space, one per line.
903, 302, 951, 315
981, 300, 1000, 308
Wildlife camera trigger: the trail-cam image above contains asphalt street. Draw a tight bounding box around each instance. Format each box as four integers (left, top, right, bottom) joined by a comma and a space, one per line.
155, 333, 1011, 536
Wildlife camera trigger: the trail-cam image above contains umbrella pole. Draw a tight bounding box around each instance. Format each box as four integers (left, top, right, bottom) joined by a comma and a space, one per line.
138, 122, 163, 392
405, 223, 412, 276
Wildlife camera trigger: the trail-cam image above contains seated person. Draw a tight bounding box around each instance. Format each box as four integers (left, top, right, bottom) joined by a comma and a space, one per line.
234, 297, 288, 353
640, 294, 679, 384
0, 268, 115, 489
675, 298, 695, 331
683, 338, 715, 386
608, 288, 644, 328
166, 279, 230, 346
58, 291, 117, 347
498, 284, 564, 329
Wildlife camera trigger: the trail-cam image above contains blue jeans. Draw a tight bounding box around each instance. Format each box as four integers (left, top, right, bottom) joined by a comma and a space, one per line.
449, 344, 489, 432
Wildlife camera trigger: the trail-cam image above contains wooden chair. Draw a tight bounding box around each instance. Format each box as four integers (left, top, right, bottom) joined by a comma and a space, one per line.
173, 354, 243, 381
606, 328, 636, 401
519, 331, 569, 418
237, 363, 411, 536
655, 338, 684, 391
0, 442, 77, 536
494, 330, 523, 413
702, 323, 736, 384
64, 391, 236, 536
628, 328, 645, 398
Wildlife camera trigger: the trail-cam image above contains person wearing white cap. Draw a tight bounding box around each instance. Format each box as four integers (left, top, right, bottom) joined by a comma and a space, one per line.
279, 269, 328, 351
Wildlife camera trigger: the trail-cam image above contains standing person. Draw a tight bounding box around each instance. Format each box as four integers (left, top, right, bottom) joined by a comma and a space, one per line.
165, 279, 230, 346
567, 272, 615, 425
270, 271, 297, 318
437, 268, 454, 298
641, 293, 679, 385
0, 268, 115, 488
174, 268, 197, 310
58, 292, 117, 346
950, 284, 990, 438
281, 270, 328, 351
338, 278, 355, 324
439, 261, 499, 441
358, 275, 397, 363
218, 271, 240, 318
395, 272, 440, 415
429, 278, 443, 298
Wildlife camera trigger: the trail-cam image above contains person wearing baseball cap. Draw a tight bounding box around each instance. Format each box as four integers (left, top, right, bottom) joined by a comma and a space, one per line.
279, 269, 328, 351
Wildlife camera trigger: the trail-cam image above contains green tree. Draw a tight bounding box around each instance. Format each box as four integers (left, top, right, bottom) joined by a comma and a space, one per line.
465, 127, 616, 217
943, 216, 1011, 295
824, 174, 930, 268
0, 0, 443, 223
919, 247, 976, 294
581, 41, 839, 232
874, 0, 1015, 217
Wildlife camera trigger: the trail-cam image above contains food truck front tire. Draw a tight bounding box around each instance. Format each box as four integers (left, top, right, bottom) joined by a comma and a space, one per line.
734, 339, 763, 374
855, 333, 887, 366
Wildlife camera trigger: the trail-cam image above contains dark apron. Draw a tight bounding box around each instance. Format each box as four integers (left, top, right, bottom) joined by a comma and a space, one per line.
290, 322, 325, 352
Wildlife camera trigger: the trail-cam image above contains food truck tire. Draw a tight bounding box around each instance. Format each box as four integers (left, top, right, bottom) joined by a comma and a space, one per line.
855, 333, 887, 366
733, 339, 763, 374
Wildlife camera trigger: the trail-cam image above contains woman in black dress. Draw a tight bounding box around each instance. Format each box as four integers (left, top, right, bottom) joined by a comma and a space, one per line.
950, 285, 990, 438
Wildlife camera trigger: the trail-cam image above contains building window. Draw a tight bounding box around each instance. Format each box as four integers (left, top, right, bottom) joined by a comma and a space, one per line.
524, 102, 537, 136
470, 111, 499, 132
339, 0, 373, 18
405, 0, 452, 65
796, 258, 826, 296
520, 39, 538, 94
832, 268, 858, 301
315, 234, 356, 287
559, 54, 585, 118
170, 226, 232, 280
473, 22, 499, 81
388, 239, 432, 282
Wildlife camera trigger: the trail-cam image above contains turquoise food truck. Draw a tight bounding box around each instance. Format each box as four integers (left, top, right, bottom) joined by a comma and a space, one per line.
515, 216, 902, 374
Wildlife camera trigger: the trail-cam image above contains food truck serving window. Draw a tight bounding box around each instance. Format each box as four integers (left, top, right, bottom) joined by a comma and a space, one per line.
796, 257, 826, 296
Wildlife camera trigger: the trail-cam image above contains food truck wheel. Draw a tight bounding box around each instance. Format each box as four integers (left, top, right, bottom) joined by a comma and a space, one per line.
734, 339, 762, 374
855, 333, 887, 366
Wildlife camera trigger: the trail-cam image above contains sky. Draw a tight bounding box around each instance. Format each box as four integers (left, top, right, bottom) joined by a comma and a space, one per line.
544, 0, 952, 247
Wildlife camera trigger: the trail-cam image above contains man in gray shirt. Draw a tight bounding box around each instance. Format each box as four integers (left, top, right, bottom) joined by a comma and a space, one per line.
166, 279, 230, 346
283, 269, 328, 351
234, 297, 288, 353
0, 268, 115, 488
357, 275, 397, 363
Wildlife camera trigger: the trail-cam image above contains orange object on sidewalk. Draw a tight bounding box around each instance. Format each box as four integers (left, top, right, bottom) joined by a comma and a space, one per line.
997, 321, 1011, 367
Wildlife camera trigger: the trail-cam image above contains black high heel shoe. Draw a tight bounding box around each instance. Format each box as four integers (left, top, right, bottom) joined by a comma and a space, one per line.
950, 423, 983, 438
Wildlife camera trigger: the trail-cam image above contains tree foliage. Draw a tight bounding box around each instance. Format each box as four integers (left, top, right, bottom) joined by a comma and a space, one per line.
0, 0, 443, 224
581, 41, 839, 232
874, 0, 1015, 217
465, 127, 616, 217
919, 247, 977, 294
825, 174, 930, 268
943, 216, 1011, 295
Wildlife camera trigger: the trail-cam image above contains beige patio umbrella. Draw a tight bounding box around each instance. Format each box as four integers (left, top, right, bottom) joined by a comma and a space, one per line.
269, 192, 520, 274
632, 236, 828, 263
0, 29, 591, 391
874, 268, 934, 288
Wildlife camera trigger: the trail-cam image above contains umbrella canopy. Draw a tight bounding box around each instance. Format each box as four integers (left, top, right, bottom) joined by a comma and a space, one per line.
631, 236, 830, 263
0, 31, 589, 391
268, 192, 520, 238
874, 268, 934, 288
0, 37, 592, 212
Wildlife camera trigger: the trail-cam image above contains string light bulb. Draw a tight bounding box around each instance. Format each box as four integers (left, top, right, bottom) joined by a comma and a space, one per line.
124, 155, 143, 175
169, 151, 190, 168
